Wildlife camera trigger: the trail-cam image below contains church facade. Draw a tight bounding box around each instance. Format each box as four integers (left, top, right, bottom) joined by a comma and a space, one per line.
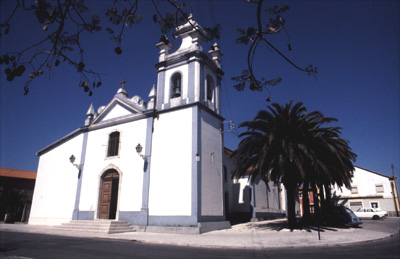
29, 16, 230, 232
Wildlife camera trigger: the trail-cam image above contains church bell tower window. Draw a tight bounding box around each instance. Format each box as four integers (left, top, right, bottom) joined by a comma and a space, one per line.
107, 131, 120, 157
206, 75, 214, 102
171, 73, 182, 98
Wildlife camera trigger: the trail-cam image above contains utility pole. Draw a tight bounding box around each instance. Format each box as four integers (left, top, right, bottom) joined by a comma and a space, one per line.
391, 164, 400, 217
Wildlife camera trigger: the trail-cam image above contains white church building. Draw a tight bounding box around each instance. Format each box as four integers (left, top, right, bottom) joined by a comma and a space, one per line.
29, 16, 233, 233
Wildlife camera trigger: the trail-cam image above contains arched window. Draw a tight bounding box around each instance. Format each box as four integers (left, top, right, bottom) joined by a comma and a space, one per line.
171, 73, 181, 98
206, 75, 214, 102
107, 131, 120, 157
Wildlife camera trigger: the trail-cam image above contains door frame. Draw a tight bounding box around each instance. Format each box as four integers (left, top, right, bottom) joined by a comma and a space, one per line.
96, 165, 123, 220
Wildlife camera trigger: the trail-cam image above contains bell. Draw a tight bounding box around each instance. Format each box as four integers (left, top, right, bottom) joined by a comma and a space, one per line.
172, 87, 181, 98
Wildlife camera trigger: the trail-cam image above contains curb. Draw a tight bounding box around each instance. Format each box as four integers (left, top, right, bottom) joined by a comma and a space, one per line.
1, 222, 399, 250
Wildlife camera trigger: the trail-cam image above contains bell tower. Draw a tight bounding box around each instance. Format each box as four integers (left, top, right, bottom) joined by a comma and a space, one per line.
147, 16, 229, 231
154, 15, 224, 114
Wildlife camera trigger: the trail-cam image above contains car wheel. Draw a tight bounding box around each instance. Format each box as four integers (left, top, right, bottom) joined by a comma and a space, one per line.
372, 215, 380, 220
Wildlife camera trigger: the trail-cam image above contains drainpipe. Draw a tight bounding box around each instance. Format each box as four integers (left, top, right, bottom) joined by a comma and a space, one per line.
391, 164, 400, 217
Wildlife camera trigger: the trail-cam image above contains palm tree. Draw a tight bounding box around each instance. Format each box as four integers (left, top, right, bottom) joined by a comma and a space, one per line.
231, 101, 356, 228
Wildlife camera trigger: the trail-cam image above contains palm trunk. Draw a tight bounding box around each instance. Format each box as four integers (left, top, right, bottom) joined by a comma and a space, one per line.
302, 180, 312, 224
318, 183, 326, 223
285, 183, 297, 229
312, 183, 320, 225
324, 184, 332, 221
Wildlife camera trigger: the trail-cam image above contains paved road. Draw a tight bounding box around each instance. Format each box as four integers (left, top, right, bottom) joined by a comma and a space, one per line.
358, 217, 400, 233
1, 218, 399, 259
1, 231, 399, 259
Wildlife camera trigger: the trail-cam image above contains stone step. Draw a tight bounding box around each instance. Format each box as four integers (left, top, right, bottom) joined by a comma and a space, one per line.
54, 220, 135, 234
61, 222, 132, 227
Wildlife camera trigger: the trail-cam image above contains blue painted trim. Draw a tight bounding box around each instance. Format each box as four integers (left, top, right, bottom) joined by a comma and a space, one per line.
76, 211, 95, 220
37, 128, 85, 156
199, 62, 205, 103
197, 107, 203, 220
156, 102, 224, 121
188, 61, 195, 103
140, 117, 154, 226
90, 113, 147, 131
198, 215, 225, 222
119, 211, 147, 225
37, 111, 149, 156
92, 97, 145, 125
191, 106, 199, 222
72, 131, 88, 220
148, 215, 198, 226
156, 70, 166, 110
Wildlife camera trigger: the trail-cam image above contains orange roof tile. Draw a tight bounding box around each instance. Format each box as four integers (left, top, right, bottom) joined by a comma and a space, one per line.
0, 168, 37, 180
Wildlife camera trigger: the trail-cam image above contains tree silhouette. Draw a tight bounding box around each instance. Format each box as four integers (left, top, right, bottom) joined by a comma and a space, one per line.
231, 101, 356, 228
1, 0, 315, 98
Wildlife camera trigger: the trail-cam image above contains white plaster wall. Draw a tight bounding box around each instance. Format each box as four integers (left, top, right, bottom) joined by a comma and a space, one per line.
80, 118, 149, 216
149, 108, 193, 216
231, 178, 252, 213
335, 167, 393, 198
101, 103, 133, 122
200, 110, 223, 216
29, 134, 84, 225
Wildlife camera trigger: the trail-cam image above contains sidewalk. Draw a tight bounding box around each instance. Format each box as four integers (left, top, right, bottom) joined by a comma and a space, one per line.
1, 219, 399, 249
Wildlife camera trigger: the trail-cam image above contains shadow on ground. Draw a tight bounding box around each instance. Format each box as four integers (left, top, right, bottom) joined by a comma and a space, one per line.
245, 220, 352, 232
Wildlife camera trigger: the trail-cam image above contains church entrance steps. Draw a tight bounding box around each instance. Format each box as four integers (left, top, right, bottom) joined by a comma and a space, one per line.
53, 220, 135, 234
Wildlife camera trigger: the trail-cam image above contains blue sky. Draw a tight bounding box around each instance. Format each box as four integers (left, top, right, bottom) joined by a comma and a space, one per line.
1, 1, 399, 184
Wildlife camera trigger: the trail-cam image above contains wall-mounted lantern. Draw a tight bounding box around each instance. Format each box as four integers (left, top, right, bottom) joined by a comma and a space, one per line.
136, 143, 149, 161
69, 154, 83, 170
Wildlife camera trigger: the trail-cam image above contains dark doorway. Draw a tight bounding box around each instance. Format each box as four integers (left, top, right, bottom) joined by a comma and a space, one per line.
99, 170, 119, 219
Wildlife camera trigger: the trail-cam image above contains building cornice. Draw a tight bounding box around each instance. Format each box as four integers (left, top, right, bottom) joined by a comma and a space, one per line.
156, 101, 225, 121
155, 50, 224, 77
337, 195, 384, 200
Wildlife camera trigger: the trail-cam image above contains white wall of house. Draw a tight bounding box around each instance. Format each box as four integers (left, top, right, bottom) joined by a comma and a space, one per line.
334, 166, 396, 215
231, 178, 252, 213
29, 134, 84, 225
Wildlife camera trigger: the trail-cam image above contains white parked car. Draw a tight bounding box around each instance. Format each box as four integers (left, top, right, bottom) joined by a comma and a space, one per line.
354, 208, 387, 220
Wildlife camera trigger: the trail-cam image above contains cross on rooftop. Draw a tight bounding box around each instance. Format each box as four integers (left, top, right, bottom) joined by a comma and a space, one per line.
120, 78, 127, 89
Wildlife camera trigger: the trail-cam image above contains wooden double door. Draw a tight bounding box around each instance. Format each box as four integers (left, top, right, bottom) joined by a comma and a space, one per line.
99, 170, 119, 219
